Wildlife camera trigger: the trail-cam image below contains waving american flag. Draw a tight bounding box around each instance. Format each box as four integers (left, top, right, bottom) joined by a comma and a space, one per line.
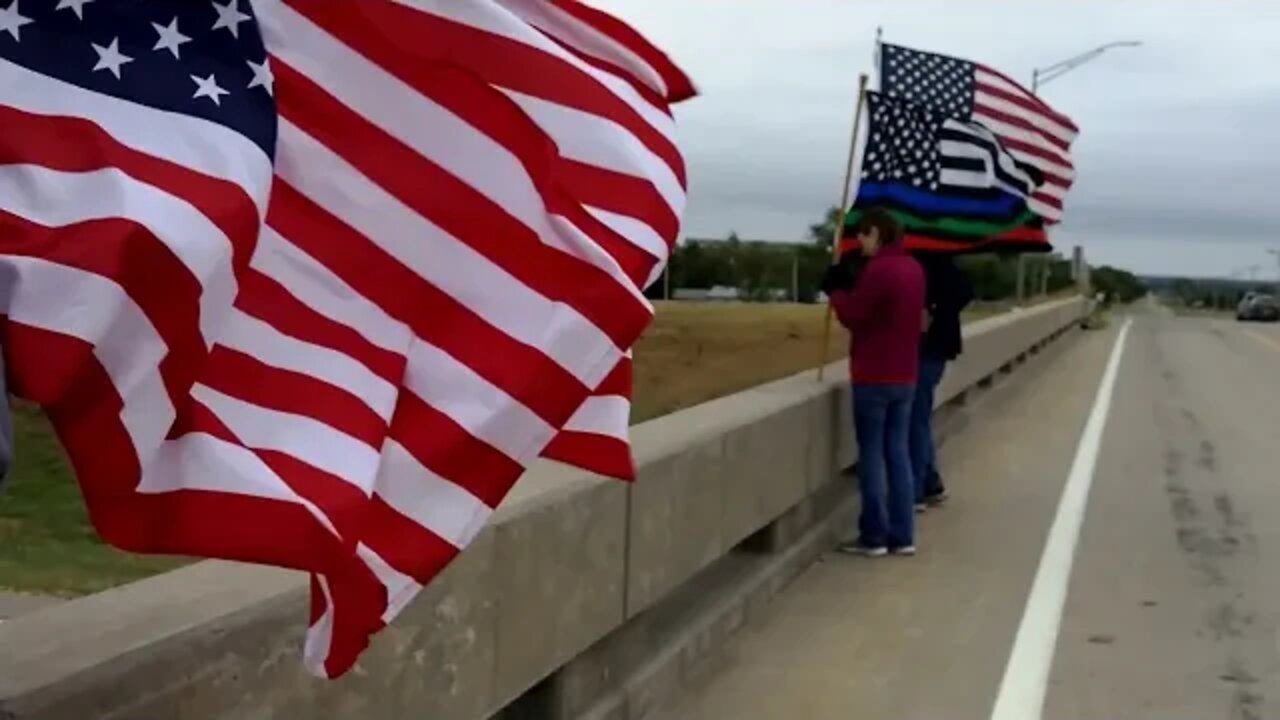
880, 42, 1078, 224
0, 0, 693, 677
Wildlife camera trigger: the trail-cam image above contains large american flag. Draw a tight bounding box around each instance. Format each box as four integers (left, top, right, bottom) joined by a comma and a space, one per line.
0, 0, 693, 677
879, 43, 1078, 223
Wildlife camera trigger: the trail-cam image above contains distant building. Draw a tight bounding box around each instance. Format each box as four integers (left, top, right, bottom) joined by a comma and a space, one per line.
671, 288, 709, 301
670, 285, 742, 302
682, 236, 799, 247
707, 285, 741, 301
670, 286, 804, 303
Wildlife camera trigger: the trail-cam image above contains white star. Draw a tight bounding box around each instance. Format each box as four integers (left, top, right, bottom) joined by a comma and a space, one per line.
91, 37, 133, 79
0, 0, 32, 41
55, 0, 91, 20
211, 0, 250, 38
152, 18, 191, 59
246, 58, 273, 94
191, 73, 230, 106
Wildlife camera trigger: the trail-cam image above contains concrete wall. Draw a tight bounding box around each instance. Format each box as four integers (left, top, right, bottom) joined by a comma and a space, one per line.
0, 297, 1088, 720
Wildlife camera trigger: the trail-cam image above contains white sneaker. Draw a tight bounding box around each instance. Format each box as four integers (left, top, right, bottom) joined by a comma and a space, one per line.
839, 541, 887, 557
890, 545, 917, 556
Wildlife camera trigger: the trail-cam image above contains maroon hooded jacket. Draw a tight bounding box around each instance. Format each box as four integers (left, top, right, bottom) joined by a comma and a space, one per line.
829, 244, 926, 385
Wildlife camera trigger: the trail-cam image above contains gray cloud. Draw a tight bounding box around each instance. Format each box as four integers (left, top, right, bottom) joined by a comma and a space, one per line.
596, 0, 1280, 276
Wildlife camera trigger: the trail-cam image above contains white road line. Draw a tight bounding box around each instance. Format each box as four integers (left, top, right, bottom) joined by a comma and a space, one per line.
989, 318, 1133, 720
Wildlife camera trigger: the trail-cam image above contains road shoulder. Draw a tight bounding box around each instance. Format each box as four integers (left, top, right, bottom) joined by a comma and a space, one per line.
661, 323, 1123, 720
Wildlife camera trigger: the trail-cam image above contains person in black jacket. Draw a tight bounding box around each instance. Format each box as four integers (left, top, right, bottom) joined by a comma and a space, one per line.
910, 254, 973, 508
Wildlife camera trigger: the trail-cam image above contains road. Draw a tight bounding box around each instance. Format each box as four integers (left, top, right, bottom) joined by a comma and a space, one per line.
661, 306, 1280, 720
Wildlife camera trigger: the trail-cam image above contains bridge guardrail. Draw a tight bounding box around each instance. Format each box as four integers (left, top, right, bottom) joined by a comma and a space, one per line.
0, 297, 1088, 720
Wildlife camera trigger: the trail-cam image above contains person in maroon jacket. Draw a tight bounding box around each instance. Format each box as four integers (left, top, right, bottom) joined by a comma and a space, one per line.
824, 208, 925, 556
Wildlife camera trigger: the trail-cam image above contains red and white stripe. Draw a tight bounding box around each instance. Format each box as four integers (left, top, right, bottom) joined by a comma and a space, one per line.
476, 0, 697, 481
971, 65, 1078, 223
543, 352, 635, 479
1, 0, 693, 678
0, 56, 270, 494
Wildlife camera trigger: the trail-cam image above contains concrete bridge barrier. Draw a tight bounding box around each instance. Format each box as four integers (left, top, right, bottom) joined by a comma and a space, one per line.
0, 297, 1088, 720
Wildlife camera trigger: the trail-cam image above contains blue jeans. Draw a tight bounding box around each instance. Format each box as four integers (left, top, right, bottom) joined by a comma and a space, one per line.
853, 384, 915, 548
910, 354, 948, 501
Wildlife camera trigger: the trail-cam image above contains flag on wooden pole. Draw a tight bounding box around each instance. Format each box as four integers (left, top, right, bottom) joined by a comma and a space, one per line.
844, 91, 1047, 254
816, 72, 870, 382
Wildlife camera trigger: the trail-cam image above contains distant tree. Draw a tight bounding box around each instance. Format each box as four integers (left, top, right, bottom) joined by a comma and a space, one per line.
956, 254, 1018, 301
1045, 255, 1075, 294
808, 206, 844, 248
670, 206, 1122, 306
1170, 277, 1197, 304
711, 236, 739, 287
1092, 266, 1147, 305
795, 244, 831, 303
735, 242, 769, 297
669, 240, 717, 290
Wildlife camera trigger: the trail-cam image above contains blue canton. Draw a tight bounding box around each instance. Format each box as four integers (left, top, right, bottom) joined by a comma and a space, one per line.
861, 91, 944, 191
881, 43, 977, 122
0, 0, 277, 157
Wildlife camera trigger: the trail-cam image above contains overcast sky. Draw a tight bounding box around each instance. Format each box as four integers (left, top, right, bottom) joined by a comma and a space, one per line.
595, 0, 1280, 278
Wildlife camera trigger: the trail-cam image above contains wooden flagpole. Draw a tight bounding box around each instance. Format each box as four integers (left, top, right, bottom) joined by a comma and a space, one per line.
816, 72, 870, 382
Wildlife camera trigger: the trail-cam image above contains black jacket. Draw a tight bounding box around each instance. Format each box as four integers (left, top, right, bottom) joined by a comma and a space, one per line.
917, 255, 974, 361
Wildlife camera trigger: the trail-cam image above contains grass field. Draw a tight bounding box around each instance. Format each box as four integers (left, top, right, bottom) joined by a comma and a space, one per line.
631, 302, 844, 421
633, 297, 1030, 420
0, 297, 1051, 596
0, 403, 189, 596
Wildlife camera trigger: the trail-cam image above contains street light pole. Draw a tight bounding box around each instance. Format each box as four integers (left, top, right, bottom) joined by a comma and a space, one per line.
792, 250, 799, 303
1268, 249, 1280, 296
1015, 40, 1142, 306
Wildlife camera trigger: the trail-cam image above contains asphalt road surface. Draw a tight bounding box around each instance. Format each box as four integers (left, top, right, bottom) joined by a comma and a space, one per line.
663, 305, 1280, 720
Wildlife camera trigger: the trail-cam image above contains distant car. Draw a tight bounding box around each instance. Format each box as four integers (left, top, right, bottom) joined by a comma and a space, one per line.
1237, 293, 1280, 322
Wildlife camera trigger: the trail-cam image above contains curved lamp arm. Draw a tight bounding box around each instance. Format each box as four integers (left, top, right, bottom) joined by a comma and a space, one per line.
1032, 40, 1142, 92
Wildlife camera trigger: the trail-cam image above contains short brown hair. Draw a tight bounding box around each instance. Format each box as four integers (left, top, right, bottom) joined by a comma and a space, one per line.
853, 207, 904, 246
